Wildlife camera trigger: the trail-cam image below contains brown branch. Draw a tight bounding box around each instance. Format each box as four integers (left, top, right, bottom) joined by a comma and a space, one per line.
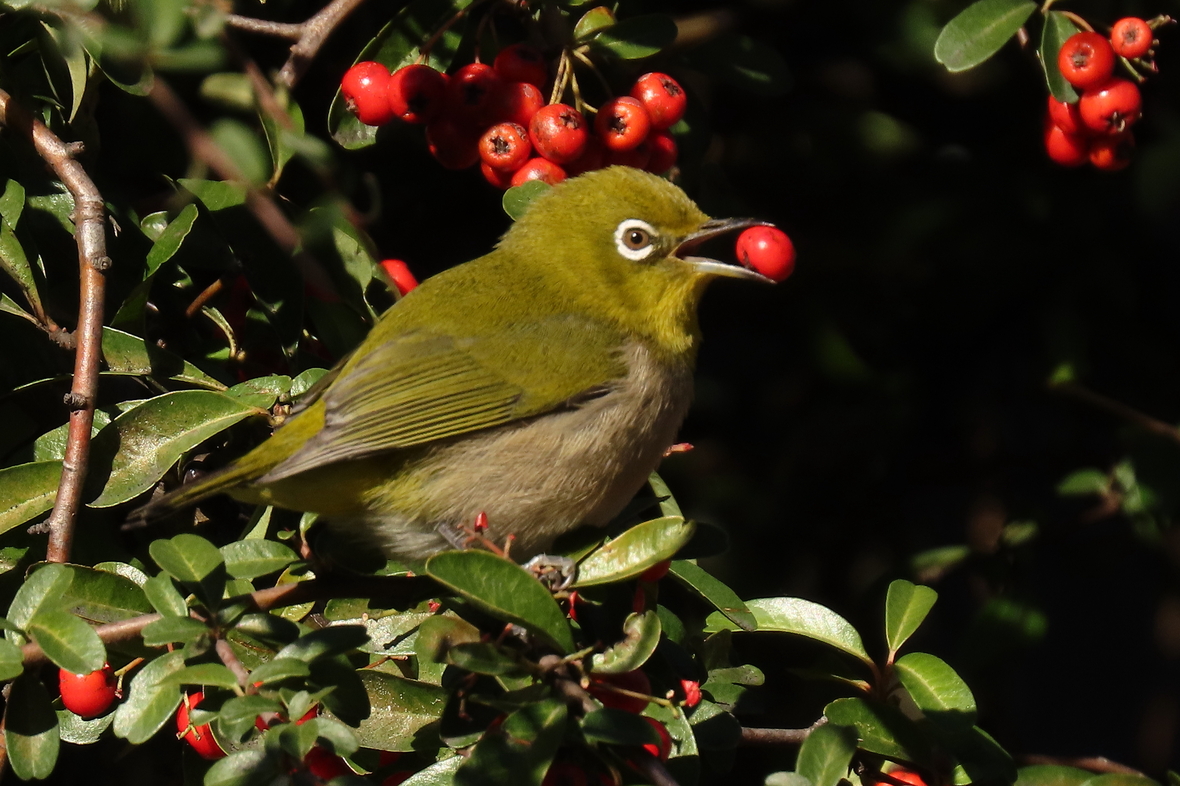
224, 15, 305, 40
20, 575, 433, 667
739, 718, 827, 746
1050, 381, 1180, 447
145, 77, 338, 299
0, 89, 109, 565
215, 637, 252, 689
279, 0, 369, 88
1018, 755, 1145, 776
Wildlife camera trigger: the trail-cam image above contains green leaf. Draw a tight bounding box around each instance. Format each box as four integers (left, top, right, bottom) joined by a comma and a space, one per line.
57, 709, 115, 745
0, 217, 43, 318
1057, 468, 1110, 496
1076, 774, 1159, 786
426, 551, 574, 653
248, 656, 310, 685
101, 326, 227, 389
150, 533, 226, 585
884, 580, 938, 655
934, 0, 1036, 72
327, 0, 477, 149
415, 615, 482, 663
275, 625, 370, 662
824, 697, 934, 765
55, 563, 154, 625
8, 562, 72, 636
113, 649, 185, 743
573, 6, 616, 41
0, 293, 38, 325
5, 673, 59, 780
670, 559, 756, 631
0, 461, 62, 537
502, 181, 550, 221
220, 539, 298, 579
0, 638, 24, 680
591, 14, 677, 59
141, 615, 208, 646
1015, 765, 1097, 786
448, 642, 526, 676
164, 663, 240, 690
574, 516, 696, 587
580, 708, 660, 746
226, 375, 292, 410
705, 597, 873, 666
355, 672, 448, 752
145, 203, 198, 276
87, 391, 260, 507
455, 699, 567, 786
589, 610, 661, 674
944, 725, 1015, 784
796, 723, 859, 786
1039, 11, 1081, 103
684, 32, 791, 96
895, 652, 977, 721
27, 609, 105, 674
210, 118, 271, 187
143, 573, 188, 617
204, 750, 279, 786
0, 179, 26, 228
400, 756, 463, 785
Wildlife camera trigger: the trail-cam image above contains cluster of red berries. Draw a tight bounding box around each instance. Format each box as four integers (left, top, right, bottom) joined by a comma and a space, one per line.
340, 46, 687, 188
1044, 19, 1165, 171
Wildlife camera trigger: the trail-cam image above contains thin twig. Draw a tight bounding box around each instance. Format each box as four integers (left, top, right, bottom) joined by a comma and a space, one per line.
215, 637, 252, 690
224, 15, 305, 40
278, 0, 369, 88
0, 89, 108, 565
739, 718, 827, 746
1019, 755, 1145, 776
1050, 381, 1180, 447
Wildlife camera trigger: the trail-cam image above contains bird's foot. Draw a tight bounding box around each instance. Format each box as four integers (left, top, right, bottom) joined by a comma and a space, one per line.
523, 554, 578, 592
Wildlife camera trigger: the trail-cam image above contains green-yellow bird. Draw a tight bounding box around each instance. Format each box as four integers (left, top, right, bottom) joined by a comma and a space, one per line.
140, 167, 775, 562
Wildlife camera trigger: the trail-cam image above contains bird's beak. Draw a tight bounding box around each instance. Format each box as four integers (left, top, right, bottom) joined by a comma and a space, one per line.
674, 218, 777, 283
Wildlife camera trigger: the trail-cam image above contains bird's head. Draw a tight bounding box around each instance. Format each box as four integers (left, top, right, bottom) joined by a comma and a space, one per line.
499, 166, 772, 356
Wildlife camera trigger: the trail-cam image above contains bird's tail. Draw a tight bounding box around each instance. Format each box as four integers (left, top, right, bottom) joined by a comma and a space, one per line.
129, 460, 262, 523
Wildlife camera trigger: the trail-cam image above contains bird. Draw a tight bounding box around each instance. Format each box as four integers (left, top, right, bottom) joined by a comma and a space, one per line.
137, 166, 774, 564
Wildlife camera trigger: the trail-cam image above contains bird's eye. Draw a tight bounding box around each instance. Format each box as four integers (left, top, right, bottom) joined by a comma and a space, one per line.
614, 219, 658, 261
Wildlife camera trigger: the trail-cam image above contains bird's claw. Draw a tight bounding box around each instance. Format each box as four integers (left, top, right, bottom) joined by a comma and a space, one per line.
523, 554, 578, 591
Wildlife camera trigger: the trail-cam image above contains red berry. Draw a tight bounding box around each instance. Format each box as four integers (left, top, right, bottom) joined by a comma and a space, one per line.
446, 63, 503, 127
529, 103, 588, 164
493, 44, 548, 89
1047, 95, 1086, 136
480, 122, 532, 172
587, 670, 651, 714
383, 772, 414, 786
305, 746, 350, 780
606, 139, 652, 170
481, 161, 515, 189
889, 769, 929, 786
1043, 122, 1089, 167
641, 717, 672, 761
565, 136, 607, 177
1089, 131, 1134, 171
543, 761, 588, 786
492, 82, 546, 128
177, 692, 225, 760
646, 132, 678, 174
510, 158, 566, 187
425, 116, 481, 170
630, 72, 687, 130
1079, 78, 1142, 134
638, 559, 671, 582
1058, 32, 1116, 90
1111, 17, 1153, 59
379, 259, 418, 296
387, 64, 448, 124
379, 751, 402, 767
679, 679, 702, 708
59, 663, 117, 719
342, 62, 394, 126
736, 226, 796, 282
595, 97, 652, 152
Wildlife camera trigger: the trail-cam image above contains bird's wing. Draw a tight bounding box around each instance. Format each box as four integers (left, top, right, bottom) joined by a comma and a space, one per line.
260, 316, 627, 482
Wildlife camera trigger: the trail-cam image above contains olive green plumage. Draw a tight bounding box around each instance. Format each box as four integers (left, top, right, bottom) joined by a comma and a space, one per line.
142, 167, 769, 562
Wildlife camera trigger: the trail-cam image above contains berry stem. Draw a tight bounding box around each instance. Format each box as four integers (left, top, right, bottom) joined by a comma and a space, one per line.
1117, 54, 1149, 82
550, 50, 571, 105
1058, 10, 1095, 32
419, 0, 493, 62
572, 46, 614, 102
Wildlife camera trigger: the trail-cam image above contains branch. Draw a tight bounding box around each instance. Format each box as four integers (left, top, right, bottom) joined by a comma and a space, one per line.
739, 718, 827, 746
279, 0, 368, 88
1050, 380, 1180, 447
20, 575, 434, 667
0, 89, 109, 565
224, 15, 305, 40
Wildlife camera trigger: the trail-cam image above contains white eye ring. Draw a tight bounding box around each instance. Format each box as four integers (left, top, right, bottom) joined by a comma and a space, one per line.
614, 219, 658, 261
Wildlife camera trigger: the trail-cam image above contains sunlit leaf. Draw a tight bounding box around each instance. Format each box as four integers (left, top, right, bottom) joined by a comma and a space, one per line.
934, 0, 1036, 72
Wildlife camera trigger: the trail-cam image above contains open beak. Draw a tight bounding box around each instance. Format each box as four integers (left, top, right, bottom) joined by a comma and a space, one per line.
674, 218, 777, 283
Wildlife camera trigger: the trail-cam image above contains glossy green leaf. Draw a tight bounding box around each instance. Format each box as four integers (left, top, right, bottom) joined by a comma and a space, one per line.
101, 327, 227, 389
204, 750, 279, 786
150, 533, 226, 585
885, 579, 938, 655
401, 756, 463, 785
0, 179, 25, 228
455, 699, 567, 786
33, 412, 111, 463
1039, 11, 1081, 103
684, 32, 791, 96
216, 694, 283, 742
231, 613, 301, 647
670, 559, 757, 631
354, 671, 448, 752
944, 724, 1015, 784
589, 610, 661, 674
220, 539, 298, 579
226, 375, 292, 410
210, 118, 271, 186
0, 460, 62, 537
164, 663, 240, 689
144, 203, 198, 276
57, 709, 115, 745
0, 293, 37, 325
140, 615, 207, 646
143, 573, 188, 617
766, 774, 814, 786
573, 6, 616, 41
0, 217, 42, 317
1057, 468, 1109, 496
574, 516, 695, 587
27, 609, 105, 674
591, 14, 677, 59
55, 563, 153, 625
895, 652, 977, 720
248, 656, 311, 685
275, 625, 369, 662
87, 391, 260, 507
178, 178, 247, 211
113, 649, 185, 743
5, 673, 59, 780
448, 642, 525, 676
796, 723, 858, 786
934, 0, 1036, 72
580, 708, 660, 746
8, 562, 72, 636
824, 697, 934, 765
328, 0, 477, 149
1015, 766, 1097, 786
415, 615, 482, 663
0, 638, 23, 680
706, 597, 873, 665
426, 550, 574, 652
503, 181, 550, 221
